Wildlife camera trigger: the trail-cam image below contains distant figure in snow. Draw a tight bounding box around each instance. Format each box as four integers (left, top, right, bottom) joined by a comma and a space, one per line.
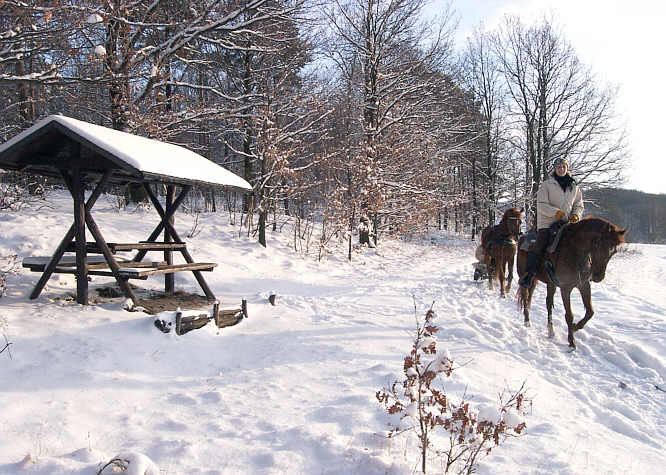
359, 215, 375, 248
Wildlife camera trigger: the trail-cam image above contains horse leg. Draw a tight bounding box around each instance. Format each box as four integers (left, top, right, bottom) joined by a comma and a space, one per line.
506, 253, 514, 294
522, 282, 535, 327
498, 255, 506, 298
574, 281, 594, 331
546, 283, 556, 338
521, 287, 530, 326
560, 286, 576, 349
486, 254, 494, 290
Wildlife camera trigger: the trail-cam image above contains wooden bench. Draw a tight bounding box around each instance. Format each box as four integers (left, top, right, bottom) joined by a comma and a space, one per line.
64, 241, 187, 254
114, 262, 217, 279
23, 256, 216, 280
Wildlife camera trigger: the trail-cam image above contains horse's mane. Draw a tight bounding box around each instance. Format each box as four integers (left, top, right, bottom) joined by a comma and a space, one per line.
568, 216, 627, 244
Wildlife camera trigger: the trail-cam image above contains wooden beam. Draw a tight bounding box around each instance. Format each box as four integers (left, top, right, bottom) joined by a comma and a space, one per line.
84, 207, 139, 306
30, 171, 112, 299
71, 166, 88, 305
65, 241, 186, 253
165, 184, 175, 294
131, 184, 189, 262
144, 185, 215, 300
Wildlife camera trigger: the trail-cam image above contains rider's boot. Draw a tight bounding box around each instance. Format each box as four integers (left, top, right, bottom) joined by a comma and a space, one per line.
544, 260, 560, 287
519, 251, 539, 288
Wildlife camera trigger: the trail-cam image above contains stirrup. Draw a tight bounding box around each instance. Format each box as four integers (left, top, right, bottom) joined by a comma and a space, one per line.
544, 261, 560, 286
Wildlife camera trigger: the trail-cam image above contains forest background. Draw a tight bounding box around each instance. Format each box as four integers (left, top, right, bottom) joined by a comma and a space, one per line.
1, 0, 661, 250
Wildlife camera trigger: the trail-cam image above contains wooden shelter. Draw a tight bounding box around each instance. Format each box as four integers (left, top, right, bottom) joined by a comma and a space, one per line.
0, 115, 252, 306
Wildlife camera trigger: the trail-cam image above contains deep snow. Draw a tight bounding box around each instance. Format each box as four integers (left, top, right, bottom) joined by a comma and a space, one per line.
0, 190, 664, 474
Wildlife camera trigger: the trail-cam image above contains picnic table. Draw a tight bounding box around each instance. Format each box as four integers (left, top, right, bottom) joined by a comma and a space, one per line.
0, 115, 252, 306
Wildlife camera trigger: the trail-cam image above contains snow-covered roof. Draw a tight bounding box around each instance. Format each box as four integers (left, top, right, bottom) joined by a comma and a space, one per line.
0, 115, 252, 191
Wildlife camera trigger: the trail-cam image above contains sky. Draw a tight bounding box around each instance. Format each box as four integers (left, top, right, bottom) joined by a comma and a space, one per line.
0, 190, 664, 473
433, 0, 665, 195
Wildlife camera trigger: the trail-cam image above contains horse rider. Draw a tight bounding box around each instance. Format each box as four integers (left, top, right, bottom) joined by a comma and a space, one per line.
519, 157, 584, 288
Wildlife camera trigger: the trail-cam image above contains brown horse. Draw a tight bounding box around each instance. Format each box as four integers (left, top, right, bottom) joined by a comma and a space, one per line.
481, 208, 523, 297
517, 217, 627, 350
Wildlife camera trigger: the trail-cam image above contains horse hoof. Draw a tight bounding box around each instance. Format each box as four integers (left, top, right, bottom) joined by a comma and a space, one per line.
567, 346, 577, 353
524, 321, 531, 328
547, 329, 555, 339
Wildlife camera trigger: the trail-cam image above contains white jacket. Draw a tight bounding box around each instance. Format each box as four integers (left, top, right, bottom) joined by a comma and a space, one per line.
536, 174, 584, 230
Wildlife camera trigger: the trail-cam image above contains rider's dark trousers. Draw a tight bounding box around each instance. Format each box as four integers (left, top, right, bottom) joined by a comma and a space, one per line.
533, 228, 551, 256
524, 228, 552, 275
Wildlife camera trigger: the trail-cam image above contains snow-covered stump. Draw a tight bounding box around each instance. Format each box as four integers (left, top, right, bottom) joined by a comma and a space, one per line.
154, 300, 248, 335
97, 452, 159, 475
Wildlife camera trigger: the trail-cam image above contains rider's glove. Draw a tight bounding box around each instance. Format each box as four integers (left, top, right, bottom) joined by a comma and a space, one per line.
554, 210, 566, 220
569, 214, 579, 223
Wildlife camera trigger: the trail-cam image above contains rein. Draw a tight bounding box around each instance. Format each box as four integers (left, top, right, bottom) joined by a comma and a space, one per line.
577, 253, 593, 287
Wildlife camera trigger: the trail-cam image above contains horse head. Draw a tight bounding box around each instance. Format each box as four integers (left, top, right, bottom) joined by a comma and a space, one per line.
501, 207, 523, 237
588, 220, 628, 282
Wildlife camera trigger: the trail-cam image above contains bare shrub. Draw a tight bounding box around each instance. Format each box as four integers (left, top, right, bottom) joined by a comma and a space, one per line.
617, 244, 642, 257
0, 254, 19, 298
0, 172, 49, 210
376, 306, 530, 473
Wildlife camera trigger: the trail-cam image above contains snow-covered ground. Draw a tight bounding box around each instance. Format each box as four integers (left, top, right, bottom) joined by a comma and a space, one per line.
0, 190, 664, 474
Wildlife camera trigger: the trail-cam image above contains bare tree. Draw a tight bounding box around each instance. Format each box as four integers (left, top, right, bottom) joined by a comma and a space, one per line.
461, 26, 509, 229
494, 15, 628, 225
206, 1, 330, 247
0, 1, 80, 137
321, 0, 466, 255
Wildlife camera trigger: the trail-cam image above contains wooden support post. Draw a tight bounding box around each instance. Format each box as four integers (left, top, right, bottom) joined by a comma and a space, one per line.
144, 185, 215, 300
212, 300, 220, 327
165, 184, 175, 294
84, 208, 138, 306
30, 171, 111, 300
175, 310, 182, 335
132, 184, 189, 263
71, 167, 88, 305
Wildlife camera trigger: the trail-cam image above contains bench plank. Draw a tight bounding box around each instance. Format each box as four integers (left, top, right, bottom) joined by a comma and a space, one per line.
23, 255, 109, 268
112, 242, 186, 251
23, 256, 166, 272
118, 262, 217, 278
64, 241, 187, 253
29, 267, 149, 280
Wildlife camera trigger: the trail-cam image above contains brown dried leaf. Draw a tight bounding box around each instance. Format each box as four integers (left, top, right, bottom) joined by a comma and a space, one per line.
425, 325, 438, 335
388, 403, 402, 414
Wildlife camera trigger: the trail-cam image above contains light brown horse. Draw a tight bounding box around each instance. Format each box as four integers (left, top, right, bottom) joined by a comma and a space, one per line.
517, 217, 627, 350
481, 208, 523, 297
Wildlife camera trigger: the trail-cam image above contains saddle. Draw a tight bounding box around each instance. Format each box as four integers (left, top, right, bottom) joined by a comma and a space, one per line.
483, 225, 518, 250
520, 220, 568, 254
